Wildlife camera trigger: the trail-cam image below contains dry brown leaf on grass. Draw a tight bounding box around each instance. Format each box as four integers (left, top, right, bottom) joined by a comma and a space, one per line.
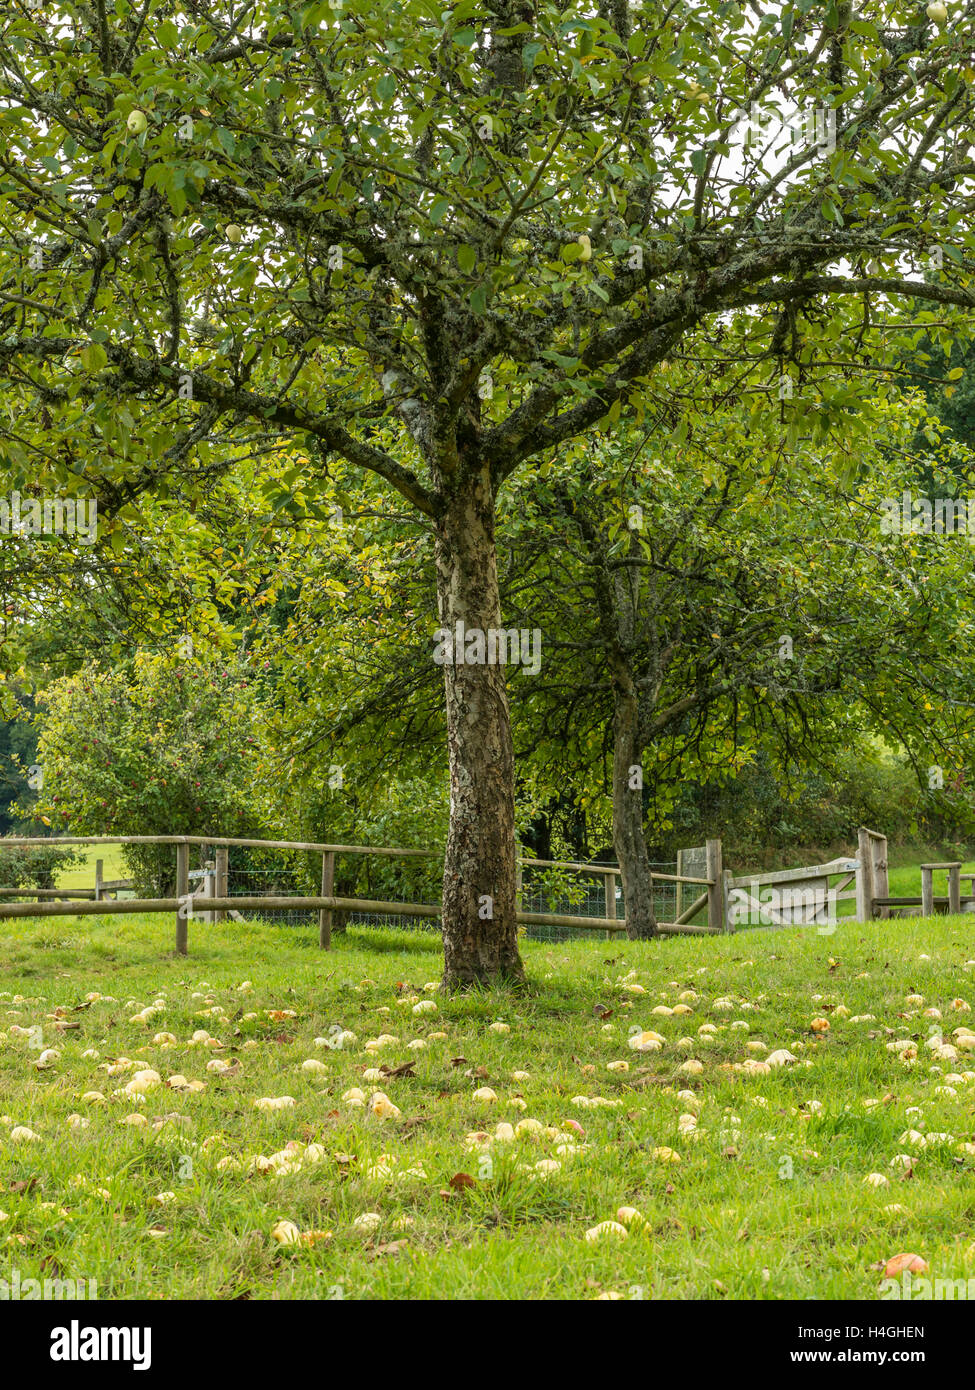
448, 1172, 476, 1191
628, 1073, 671, 1089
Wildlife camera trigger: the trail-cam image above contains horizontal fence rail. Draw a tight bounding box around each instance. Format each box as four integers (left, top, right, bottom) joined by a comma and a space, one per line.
0, 833, 724, 951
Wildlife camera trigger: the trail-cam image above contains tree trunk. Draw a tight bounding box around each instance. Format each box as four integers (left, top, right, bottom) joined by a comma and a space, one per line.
612, 690, 657, 939
434, 466, 525, 989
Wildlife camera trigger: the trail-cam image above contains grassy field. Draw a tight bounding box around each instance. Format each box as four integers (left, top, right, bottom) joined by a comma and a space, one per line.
56, 845, 131, 889
2, 908, 975, 1300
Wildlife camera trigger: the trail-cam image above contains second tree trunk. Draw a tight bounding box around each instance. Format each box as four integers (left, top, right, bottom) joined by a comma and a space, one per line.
612, 690, 657, 939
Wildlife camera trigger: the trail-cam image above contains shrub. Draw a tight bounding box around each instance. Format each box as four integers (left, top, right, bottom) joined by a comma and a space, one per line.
0, 837, 83, 890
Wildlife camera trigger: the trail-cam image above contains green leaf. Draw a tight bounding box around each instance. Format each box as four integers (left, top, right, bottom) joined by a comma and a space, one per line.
522, 42, 542, 70
79, 343, 108, 373
457, 244, 477, 273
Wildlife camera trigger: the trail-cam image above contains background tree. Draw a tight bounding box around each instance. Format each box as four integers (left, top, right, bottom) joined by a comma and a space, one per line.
503, 392, 975, 933
34, 652, 272, 891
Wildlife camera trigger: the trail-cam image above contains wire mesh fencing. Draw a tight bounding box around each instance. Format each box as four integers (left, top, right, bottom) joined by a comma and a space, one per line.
221, 854, 679, 942
517, 863, 678, 942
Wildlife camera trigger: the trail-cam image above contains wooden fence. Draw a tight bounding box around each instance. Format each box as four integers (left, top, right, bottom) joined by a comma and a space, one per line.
10, 827, 947, 949
723, 855, 861, 931
0, 833, 726, 954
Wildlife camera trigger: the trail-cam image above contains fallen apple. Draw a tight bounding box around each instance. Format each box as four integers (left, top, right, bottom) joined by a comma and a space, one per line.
883, 1252, 929, 1277
270, 1219, 302, 1246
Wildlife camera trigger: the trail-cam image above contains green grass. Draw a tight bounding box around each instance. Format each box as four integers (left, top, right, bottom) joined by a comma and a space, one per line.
3, 909, 975, 1300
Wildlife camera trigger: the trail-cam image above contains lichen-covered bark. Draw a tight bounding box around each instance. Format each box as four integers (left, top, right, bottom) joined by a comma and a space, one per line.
435, 466, 525, 989
612, 689, 657, 940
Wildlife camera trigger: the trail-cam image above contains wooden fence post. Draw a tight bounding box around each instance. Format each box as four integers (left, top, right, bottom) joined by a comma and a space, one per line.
319, 850, 335, 949
721, 868, 735, 933
856, 828, 875, 923
175, 841, 189, 955
94, 858, 103, 903
949, 863, 962, 916
872, 834, 890, 920
214, 847, 228, 924
920, 865, 934, 918
605, 870, 617, 941
705, 839, 723, 933
203, 859, 215, 925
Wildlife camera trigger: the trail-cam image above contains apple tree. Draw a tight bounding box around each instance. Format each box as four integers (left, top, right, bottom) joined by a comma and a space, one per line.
1, 0, 975, 982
